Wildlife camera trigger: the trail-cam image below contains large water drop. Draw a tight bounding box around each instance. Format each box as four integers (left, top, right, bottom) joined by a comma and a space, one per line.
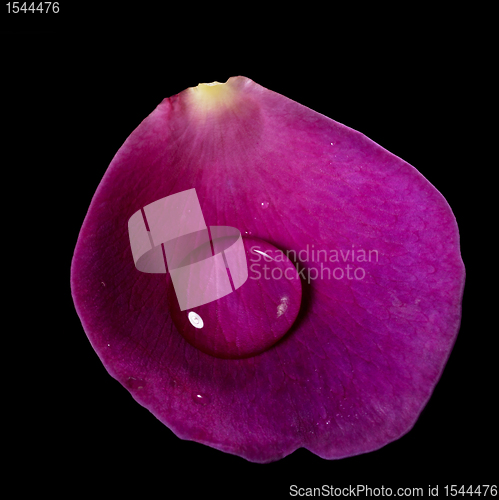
167, 236, 302, 359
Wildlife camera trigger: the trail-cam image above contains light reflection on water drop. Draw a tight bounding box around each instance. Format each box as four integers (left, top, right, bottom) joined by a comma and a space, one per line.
193, 393, 211, 405
188, 311, 204, 329
277, 296, 289, 317
261, 201, 269, 209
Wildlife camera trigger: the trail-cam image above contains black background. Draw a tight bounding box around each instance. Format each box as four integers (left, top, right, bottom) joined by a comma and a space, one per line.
2, 10, 490, 498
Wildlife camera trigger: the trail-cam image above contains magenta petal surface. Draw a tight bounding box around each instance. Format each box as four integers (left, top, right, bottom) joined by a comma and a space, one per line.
70, 76, 465, 463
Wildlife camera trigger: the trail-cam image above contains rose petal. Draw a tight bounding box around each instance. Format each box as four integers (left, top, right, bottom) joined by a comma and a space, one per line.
71, 76, 464, 463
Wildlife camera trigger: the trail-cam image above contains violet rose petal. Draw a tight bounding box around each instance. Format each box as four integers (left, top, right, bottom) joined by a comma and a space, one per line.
70, 76, 465, 463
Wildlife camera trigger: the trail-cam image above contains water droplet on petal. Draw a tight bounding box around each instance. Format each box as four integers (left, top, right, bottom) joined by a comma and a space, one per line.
260, 201, 269, 209
167, 236, 302, 359
193, 393, 211, 405
126, 376, 145, 390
